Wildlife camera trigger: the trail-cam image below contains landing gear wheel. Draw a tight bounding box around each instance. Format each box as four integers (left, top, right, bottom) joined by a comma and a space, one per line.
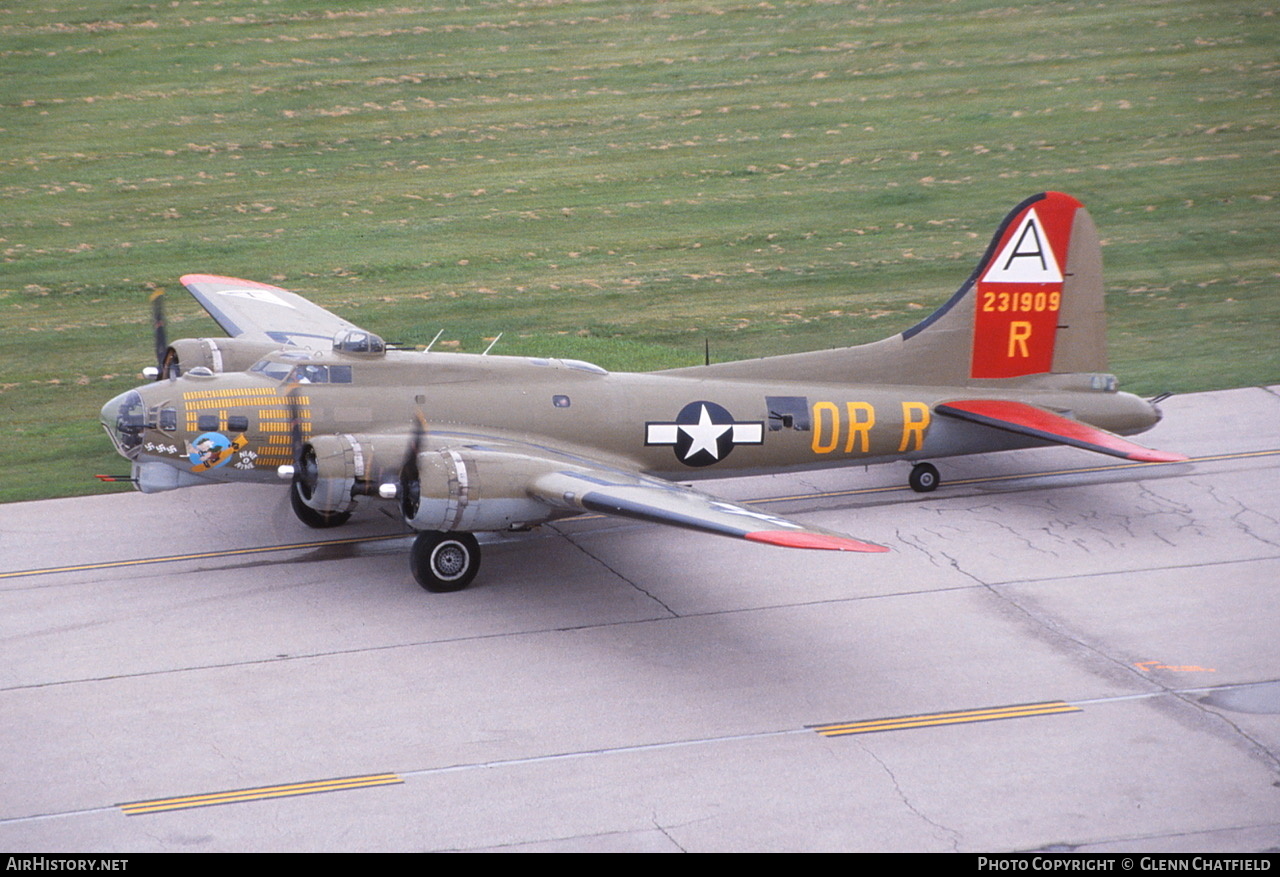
290, 479, 352, 528
411, 531, 480, 592
909, 462, 940, 493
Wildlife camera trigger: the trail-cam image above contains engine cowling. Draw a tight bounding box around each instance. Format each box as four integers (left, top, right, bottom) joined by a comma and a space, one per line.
288, 434, 556, 532
400, 448, 551, 533
295, 434, 359, 515
165, 337, 284, 376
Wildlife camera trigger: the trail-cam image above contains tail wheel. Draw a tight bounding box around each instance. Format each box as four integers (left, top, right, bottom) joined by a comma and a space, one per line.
290, 478, 352, 528
411, 531, 480, 592
909, 462, 940, 493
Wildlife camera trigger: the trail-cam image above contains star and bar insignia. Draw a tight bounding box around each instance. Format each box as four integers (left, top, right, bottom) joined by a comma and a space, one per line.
645, 401, 764, 467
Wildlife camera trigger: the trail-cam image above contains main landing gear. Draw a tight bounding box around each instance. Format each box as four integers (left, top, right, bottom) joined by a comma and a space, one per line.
908, 462, 940, 493
410, 531, 481, 592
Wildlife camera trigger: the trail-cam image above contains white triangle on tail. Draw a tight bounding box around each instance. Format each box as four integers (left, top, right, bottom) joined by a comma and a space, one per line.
982, 209, 1062, 284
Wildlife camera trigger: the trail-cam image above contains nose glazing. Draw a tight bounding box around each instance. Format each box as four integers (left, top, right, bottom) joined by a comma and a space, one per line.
101, 389, 146, 457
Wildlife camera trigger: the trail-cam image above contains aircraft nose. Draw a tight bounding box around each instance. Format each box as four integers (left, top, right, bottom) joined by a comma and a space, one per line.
101, 389, 145, 458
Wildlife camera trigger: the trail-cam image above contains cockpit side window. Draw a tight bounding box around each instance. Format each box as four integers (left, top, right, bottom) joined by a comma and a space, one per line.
287, 364, 354, 384
293, 364, 328, 384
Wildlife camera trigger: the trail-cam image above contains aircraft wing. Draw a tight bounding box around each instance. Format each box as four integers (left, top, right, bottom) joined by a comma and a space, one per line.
935, 399, 1188, 463
180, 274, 361, 348
529, 465, 888, 552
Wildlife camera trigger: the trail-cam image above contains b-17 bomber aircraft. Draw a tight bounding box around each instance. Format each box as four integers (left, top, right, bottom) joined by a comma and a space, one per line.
100, 192, 1186, 591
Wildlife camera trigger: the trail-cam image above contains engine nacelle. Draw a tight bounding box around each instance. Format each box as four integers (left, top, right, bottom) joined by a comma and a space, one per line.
400, 448, 552, 533
296, 434, 359, 515
165, 337, 284, 376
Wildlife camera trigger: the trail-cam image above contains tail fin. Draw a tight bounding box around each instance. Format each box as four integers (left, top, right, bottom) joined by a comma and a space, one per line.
670, 192, 1108, 385
899, 190, 1106, 382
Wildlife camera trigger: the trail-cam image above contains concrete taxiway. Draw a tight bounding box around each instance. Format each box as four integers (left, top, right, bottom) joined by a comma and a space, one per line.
1, 386, 1277, 851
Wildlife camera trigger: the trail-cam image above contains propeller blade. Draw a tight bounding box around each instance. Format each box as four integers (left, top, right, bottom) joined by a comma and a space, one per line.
286, 386, 302, 457
407, 410, 427, 462
285, 384, 316, 497
397, 410, 428, 516
149, 288, 168, 380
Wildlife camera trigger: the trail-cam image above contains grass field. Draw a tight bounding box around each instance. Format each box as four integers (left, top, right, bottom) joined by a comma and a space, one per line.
2, 0, 1277, 502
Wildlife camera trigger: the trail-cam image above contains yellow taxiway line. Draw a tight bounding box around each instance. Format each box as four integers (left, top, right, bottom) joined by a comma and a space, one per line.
119, 773, 404, 815
809, 700, 1081, 737
121, 704, 1079, 815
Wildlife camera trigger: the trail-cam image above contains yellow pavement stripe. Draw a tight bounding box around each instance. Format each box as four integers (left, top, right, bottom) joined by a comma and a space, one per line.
810, 701, 1081, 737
119, 773, 403, 815
0, 533, 410, 580
813, 702, 1066, 733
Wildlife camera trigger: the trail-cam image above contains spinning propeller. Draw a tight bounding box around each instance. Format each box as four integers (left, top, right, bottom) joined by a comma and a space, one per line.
396, 410, 429, 518
286, 384, 317, 500
282, 383, 352, 528
147, 288, 180, 380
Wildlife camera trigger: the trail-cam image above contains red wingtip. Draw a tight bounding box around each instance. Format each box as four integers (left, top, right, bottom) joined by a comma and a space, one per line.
745, 530, 890, 553
1125, 449, 1190, 464
180, 273, 283, 290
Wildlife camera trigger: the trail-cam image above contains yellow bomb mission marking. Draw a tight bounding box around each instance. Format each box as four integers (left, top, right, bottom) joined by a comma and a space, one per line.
811, 401, 930, 455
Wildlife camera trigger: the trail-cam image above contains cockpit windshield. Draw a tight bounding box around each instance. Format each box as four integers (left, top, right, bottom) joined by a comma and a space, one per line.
249, 359, 295, 382
250, 358, 354, 384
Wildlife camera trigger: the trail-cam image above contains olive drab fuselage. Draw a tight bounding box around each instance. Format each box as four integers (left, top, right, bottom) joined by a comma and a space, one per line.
105, 345, 1160, 493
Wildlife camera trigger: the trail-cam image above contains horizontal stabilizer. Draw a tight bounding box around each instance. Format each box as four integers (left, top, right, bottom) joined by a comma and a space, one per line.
936, 400, 1188, 463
